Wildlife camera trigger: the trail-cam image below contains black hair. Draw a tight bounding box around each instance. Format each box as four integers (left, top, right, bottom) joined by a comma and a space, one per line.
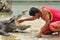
29, 7, 40, 16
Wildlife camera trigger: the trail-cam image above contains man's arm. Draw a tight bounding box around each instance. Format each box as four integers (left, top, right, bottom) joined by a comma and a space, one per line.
17, 16, 37, 23
40, 9, 51, 33
23, 16, 38, 21
43, 8, 51, 26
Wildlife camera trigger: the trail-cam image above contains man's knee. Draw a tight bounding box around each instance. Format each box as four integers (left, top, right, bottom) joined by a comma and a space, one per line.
49, 21, 60, 32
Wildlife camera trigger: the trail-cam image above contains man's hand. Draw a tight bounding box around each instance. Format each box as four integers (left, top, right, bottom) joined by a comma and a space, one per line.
17, 20, 24, 24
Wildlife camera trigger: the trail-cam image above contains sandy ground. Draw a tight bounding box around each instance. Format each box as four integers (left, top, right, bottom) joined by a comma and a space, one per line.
0, 16, 60, 40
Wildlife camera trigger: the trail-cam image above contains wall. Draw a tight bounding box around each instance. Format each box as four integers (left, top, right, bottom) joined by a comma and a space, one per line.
7, 0, 60, 1
12, 1, 60, 17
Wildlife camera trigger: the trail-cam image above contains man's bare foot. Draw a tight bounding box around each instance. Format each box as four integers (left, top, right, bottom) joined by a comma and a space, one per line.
57, 32, 60, 37
57, 34, 60, 37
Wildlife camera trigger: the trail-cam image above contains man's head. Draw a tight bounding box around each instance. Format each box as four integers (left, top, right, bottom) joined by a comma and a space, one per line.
29, 7, 41, 19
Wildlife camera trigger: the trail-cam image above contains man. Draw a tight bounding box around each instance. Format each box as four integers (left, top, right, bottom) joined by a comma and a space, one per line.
17, 6, 60, 38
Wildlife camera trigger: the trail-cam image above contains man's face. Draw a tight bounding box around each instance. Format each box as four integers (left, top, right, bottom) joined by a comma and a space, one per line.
34, 13, 40, 19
